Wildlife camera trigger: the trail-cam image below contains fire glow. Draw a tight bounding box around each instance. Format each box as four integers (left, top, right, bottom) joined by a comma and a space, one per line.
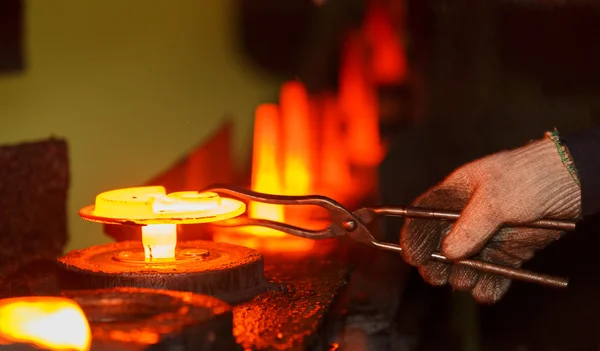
214, 0, 407, 252
80, 186, 245, 261
248, 104, 285, 226
0, 297, 91, 351
93, 1, 406, 255
217, 82, 318, 252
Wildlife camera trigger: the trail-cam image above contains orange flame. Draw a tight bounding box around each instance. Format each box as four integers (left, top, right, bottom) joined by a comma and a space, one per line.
214, 93, 315, 252
339, 32, 384, 167
248, 98, 314, 250
364, 1, 407, 84
320, 96, 353, 201
280, 81, 313, 195
0, 297, 91, 351
249, 104, 285, 228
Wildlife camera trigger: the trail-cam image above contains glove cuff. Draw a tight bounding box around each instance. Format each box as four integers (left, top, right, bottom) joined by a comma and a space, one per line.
513, 130, 582, 218
544, 129, 580, 187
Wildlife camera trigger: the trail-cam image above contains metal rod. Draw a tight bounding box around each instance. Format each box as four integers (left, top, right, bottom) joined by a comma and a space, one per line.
368, 240, 568, 288
436, 255, 568, 288
370, 206, 577, 231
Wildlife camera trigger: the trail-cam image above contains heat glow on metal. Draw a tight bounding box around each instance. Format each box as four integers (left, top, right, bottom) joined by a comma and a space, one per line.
79, 186, 245, 261
0, 297, 91, 351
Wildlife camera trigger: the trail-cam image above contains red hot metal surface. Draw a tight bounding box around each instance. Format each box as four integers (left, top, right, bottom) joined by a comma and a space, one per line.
57, 241, 269, 304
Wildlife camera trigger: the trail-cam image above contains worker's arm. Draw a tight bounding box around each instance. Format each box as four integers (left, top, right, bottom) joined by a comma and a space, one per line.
563, 126, 600, 217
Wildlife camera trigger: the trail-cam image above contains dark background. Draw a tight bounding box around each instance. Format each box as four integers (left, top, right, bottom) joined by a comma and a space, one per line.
239, 0, 600, 349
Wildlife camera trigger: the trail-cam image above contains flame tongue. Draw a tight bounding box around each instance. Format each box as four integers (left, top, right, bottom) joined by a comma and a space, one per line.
280, 82, 313, 196
0, 297, 91, 351
249, 104, 285, 226
215, 89, 316, 252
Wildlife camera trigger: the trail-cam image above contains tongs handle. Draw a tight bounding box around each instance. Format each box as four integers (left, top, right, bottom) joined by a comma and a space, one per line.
365, 239, 569, 288
362, 207, 577, 288
204, 184, 346, 212
371, 206, 576, 231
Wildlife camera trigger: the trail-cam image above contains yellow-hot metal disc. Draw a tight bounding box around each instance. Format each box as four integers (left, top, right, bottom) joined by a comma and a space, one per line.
79, 186, 246, 226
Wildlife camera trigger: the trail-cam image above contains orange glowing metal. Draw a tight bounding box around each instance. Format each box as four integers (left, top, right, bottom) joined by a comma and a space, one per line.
80, 186, 245, 225
0, 297, 91, 351
141, 224, 177, 261
80, 186, 246, 261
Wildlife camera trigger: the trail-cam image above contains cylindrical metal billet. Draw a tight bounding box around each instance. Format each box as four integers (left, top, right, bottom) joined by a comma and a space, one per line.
58, 240, 269, 304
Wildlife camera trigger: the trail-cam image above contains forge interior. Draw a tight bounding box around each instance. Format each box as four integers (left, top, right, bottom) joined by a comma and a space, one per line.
1, 0, 600, 350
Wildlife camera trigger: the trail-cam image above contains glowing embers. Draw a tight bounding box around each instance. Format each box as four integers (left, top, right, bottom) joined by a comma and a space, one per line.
79, 186, 245, 261
0, 297, 91, 351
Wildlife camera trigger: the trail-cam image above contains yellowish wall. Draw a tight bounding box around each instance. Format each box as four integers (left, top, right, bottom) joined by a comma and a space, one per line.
0, 0, 281, 251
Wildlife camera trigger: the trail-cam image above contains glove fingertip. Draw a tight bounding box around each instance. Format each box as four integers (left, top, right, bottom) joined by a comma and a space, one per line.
400, 218, 440, 266
449, 265, 479, 291
441, 217, 501, 260
472, 275, 512, 304
419, 261, 451, 286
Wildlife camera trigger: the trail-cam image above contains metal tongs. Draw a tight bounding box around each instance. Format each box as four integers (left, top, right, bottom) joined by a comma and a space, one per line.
203, 184, 577, 289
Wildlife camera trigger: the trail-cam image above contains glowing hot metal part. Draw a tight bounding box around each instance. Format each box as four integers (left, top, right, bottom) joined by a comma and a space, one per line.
79, 186, 246, 261
80, 186, 245, 225
0, 297, 91, 351
141, 224, 177, 261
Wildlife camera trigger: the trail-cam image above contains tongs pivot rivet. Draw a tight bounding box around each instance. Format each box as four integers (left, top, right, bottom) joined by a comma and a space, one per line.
342, 220, 357, 232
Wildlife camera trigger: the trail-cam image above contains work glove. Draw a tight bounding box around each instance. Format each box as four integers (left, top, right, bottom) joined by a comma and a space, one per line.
400, 131, 581, 304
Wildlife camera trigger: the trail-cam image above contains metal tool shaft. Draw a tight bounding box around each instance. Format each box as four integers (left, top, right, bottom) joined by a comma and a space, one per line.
370, 206, 576, 231
367, 240, 568, 288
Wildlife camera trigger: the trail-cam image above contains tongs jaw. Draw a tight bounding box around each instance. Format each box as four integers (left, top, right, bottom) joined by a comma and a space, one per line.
202, 184, 363, 240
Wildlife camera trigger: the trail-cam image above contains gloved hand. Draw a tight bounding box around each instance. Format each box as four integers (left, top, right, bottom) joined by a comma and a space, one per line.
400, 132, 582, 304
